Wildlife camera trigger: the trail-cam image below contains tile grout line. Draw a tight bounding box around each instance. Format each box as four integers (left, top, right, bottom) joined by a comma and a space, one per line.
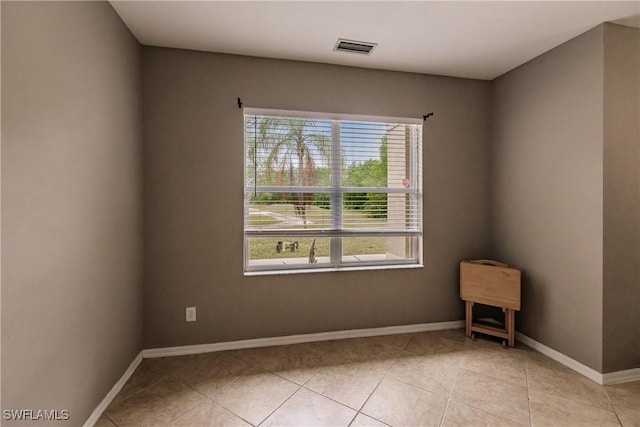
112, 375, 209, 426
204, 389, 256, 427
348, 411, 390, 427
355, 332, 464, 427
300, 380, 360, 412
230, 344, 324, 389
299, 366, 323, 388
437, 346, 465, 427
224, 346, 344, 426
169, 365, 259, 427
206, 367, 301, 427
179, 374, 217, 401
249, 341, 372, 424
348, 353, 405, 427
103, 412, 118, 427
234, 369, 298, 426
205, 370, 244, 399
602, 384, 624, 427
103, 368, 183, 425
297, 386, 373, 427
231, 353, 313, 427
301, 336, 413, 425
525, 355, 623, 422
613, 409, 624, 427
193, 358, 276, 426
114, 373, 167, 404
525, 357, 534, 427
351, 338, 410, 424
167, 398, 210, 426
455, 366, 533, 426
400, 333, 414, 352
460, 339, 532, 424
390, 376, 450, 398
256, 381, 304, 426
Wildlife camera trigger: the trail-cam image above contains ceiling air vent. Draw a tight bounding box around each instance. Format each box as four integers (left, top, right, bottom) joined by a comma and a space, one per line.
334, 39, 377, 55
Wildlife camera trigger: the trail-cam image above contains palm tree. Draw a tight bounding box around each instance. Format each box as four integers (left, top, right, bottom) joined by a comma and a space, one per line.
254, 117, 330, 225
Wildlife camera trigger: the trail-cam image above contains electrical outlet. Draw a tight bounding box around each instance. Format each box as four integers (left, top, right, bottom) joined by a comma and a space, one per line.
186, 307, 196, 322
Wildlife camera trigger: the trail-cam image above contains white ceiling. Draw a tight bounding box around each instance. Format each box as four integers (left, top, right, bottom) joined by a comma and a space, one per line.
110, 1, 640, 81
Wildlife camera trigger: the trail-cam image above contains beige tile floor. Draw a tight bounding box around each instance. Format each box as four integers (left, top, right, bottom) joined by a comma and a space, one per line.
96, 329, 639, 427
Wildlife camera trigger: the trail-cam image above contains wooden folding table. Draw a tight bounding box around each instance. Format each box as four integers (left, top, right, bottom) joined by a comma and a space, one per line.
460, 260, 521, 347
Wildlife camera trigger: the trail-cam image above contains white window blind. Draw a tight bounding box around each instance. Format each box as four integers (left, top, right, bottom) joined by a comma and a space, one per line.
244, 109, 422, 272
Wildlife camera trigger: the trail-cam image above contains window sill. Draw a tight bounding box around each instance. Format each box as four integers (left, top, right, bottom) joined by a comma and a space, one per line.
243, 263, 424, 276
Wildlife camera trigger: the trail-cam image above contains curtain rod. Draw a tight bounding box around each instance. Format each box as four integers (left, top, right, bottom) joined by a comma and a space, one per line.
237, 97, 434, 121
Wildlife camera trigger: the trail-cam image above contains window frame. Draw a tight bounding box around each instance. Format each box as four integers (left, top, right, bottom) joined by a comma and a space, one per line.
243, 108, 423, 274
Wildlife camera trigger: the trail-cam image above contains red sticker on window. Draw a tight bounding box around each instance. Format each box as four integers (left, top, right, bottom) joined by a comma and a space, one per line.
402, 178, 410, 187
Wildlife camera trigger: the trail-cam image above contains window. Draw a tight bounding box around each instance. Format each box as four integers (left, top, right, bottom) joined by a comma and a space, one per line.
244, 108, 422, 273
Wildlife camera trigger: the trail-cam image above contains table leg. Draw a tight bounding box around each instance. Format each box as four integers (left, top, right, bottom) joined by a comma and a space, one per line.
465, 301, 472, 338
507, 309, 515, 347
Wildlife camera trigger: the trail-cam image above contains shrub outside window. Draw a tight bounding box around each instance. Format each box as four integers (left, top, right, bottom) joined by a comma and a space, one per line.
244, 109, 422, 273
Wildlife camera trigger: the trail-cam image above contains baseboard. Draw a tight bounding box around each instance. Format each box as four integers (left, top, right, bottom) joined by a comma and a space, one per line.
516, 332, 640, 385
602, 368, 640, 385
83, 351, 143, 427
515, 331, 605, 384
142, 320, 465, 358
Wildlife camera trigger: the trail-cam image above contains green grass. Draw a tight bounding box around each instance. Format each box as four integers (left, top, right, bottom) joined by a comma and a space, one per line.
248, 237, 330, 260
342, 236, 388, 256
248, 215, 280, 226
247, 236, 391, 261
247, 203, 399, 261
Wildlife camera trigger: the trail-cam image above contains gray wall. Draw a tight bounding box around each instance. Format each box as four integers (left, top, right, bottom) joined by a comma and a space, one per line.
491, 26, 605, 371
142, 47, 492, 348
3, 9, 633, 426
602, 23, 640, 373
1, 1, 143, 424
